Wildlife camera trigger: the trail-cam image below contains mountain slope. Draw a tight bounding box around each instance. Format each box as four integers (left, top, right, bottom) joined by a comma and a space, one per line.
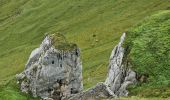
0, 0, 170, 99
125, 10, 170, 97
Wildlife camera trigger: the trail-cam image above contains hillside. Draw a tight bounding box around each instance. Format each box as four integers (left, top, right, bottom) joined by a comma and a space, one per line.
0, 0, 170, 99
125, 10, 170, 97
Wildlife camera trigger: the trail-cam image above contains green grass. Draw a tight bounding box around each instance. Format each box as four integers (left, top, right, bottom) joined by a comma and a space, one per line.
125, 10, 170, 97
0, 78, 39, 100
116, 97, 170, 100
0, 0, 170, 99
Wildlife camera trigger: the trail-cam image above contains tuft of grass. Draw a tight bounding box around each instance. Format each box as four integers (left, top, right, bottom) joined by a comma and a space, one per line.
49, 33, 77, 51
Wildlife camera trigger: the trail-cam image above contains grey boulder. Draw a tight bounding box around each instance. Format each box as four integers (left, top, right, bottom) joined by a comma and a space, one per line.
16, 34, 83, 99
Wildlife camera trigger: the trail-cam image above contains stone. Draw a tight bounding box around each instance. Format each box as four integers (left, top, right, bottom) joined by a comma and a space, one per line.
105, 33, 136, 96
67, 82, 115, 100
16, 33, 136, 100
16, 33, 83, 99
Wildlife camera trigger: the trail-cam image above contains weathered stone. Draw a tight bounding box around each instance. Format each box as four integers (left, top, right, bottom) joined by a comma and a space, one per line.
66, 82, 115, 100
105, 33, 136, 96
16, 33, 83, 99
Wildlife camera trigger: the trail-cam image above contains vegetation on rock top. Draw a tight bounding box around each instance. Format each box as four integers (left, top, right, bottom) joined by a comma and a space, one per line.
49, 33, 77, 51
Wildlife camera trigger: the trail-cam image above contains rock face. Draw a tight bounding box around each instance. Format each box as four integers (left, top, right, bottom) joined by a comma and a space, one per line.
16, 34, 83, 99
105, 33, 136, 96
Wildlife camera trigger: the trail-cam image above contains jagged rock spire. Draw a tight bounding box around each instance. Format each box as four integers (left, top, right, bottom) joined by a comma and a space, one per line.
105, 33, 136, 96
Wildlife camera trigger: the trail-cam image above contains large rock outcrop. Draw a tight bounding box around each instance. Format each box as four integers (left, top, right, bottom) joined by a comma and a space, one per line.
16, 33, 83, 99
16, 33, 136, 100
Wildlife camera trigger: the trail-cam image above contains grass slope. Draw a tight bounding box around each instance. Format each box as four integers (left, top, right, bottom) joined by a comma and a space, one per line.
0, 0, 170, 99
125, 10, 170, 97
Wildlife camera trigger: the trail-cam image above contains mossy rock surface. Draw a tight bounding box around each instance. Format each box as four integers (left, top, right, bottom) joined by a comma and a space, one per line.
49, 33, 77, 51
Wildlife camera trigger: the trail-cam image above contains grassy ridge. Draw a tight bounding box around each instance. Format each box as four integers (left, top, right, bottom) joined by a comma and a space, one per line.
0, 0, 170, 99
126, 10, 170, 97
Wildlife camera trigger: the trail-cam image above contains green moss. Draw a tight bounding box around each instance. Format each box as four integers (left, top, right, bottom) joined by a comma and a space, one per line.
49, 33, 77, 51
